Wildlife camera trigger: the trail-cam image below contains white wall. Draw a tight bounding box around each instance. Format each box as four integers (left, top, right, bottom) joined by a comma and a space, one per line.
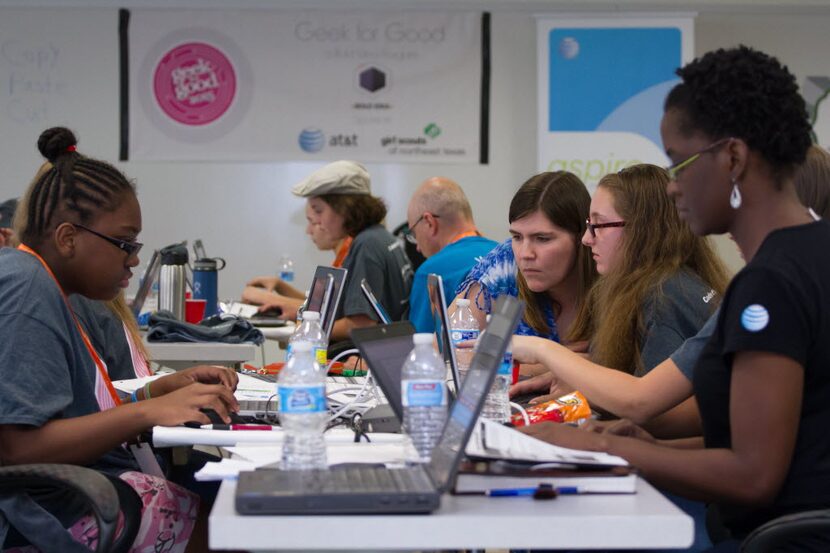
2, 2, 829, 297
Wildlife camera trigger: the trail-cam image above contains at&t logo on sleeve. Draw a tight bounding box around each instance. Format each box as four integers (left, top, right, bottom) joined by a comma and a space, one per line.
740, 304, 770, 332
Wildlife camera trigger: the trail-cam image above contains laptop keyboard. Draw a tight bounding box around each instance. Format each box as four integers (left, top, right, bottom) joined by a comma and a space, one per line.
265, 466, 434, 494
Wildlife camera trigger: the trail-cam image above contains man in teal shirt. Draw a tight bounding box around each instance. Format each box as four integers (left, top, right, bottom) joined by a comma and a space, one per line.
405, 178, 498, 332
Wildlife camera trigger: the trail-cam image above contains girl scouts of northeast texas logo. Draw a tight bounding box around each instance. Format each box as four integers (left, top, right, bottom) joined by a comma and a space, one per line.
153, 42, 236, 126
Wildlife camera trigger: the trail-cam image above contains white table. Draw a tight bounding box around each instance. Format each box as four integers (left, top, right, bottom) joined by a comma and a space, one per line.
209, 477, 693, 551
256, 323, 295, 347
145, 341, 258, 371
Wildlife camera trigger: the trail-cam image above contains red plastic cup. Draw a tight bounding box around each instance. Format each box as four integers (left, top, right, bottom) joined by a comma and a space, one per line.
185, 299, 207, 324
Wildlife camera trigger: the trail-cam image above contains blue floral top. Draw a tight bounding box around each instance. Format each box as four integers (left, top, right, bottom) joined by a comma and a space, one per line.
455, 239, 560, 341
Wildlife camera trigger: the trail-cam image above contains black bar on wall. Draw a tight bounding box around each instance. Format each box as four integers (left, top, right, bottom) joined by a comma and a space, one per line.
119, 9, 130, 161
479, 12, 491, 165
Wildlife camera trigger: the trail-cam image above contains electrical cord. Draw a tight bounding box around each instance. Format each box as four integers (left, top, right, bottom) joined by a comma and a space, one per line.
510, 401, 529, 426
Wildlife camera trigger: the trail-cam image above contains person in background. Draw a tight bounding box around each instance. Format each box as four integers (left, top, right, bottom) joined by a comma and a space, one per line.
0, 198, 17, 248
454, 171, 597, 344
243, 194, 353, 312
520, 46, 829, 552
405, 177, 497, 333
0, 127, 240, 552
256, 160, 413, 342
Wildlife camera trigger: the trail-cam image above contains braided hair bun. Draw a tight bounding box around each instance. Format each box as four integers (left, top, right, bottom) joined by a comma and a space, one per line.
37, 127, 78, 163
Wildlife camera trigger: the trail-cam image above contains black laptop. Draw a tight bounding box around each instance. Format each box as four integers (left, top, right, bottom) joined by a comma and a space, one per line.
235, 295, 523, 515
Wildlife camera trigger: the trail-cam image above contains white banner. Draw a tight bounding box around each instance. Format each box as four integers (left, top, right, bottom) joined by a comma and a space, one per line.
126, 9, 487, 163
537, 14, 694, 188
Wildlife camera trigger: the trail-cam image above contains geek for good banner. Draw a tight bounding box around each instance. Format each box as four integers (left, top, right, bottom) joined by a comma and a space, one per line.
123, 9, 488, 163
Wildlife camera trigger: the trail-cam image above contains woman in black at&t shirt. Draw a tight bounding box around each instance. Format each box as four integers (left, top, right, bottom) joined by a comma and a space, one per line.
513, 47, 830, 552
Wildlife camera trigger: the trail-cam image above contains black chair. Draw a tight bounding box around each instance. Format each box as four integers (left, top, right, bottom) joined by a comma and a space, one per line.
740, 509, 830, 552
0, 464, 142, 553
391, 222, 426, 272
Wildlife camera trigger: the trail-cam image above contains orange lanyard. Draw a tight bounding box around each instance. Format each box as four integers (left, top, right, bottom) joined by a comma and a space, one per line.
332, 237, 353, 268
448, 230, 480, 245
17, 244, 122, 407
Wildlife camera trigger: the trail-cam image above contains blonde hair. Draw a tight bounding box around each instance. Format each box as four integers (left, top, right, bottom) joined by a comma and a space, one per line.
106, 293, 150, 363
569, 164, 730, 373
794, 144, 830, 218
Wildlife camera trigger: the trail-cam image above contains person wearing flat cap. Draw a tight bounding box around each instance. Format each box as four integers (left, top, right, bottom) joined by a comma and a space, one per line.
244, 161, 413, 342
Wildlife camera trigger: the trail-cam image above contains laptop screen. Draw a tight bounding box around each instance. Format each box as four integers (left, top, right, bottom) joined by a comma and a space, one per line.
130, 249, 161, 317
304, 266, 347, 341
350, 321, 416, 421
427, 274, 460, 392
360, 278, 392, 324
427, 295, 523, 492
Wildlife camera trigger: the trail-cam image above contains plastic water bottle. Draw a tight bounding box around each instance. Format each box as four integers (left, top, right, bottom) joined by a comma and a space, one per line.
286, 311, 327, 367
278, 341, 328, 470
402, 333, 448, 462
278, 254, 295, 283
449, 298, 480, 381
478, 316, 512, 423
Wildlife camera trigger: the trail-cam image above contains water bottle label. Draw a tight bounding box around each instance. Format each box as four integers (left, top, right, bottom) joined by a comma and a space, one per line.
498, 352, 513, 376
278, 384, 327, 414
280, 271, 295, 283
285, 345, 326, 366
401, 379, 447, 407
451, 329, 479, 345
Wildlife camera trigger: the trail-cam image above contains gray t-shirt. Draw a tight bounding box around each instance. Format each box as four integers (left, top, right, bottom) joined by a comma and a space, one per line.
340, 225, 413, 322
670, 308, 719, 381
638, 269, 719, 376
0, 248, 137, 473
70, 296, 138, 381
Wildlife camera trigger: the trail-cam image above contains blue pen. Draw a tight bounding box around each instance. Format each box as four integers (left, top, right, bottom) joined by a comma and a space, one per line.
486, 488, 538, 497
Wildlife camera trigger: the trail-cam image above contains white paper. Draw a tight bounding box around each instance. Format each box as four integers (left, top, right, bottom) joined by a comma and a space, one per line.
466, 418, 629, 467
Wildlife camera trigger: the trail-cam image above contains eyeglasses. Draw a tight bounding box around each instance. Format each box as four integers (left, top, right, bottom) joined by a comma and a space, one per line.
73, 223, 143, 257
585, 219, 625, 238
665, 137, 733, 180
403, 213, 439, 244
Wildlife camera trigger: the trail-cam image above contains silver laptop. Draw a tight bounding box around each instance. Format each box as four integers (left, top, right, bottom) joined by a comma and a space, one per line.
359, 278, 392, 324
234, 295, 523, 515
427, 273, 462, 394
130, 249, 161, 319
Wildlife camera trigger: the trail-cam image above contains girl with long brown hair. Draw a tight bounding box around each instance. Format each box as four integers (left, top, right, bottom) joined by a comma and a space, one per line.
455, 171, 597, 343
572, 164, 729, 376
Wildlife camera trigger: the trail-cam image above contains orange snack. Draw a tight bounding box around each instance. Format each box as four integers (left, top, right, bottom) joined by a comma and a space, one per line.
511, 391, 592, 426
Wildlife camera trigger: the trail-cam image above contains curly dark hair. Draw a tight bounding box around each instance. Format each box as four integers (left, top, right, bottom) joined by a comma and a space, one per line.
664, 46, 812, 182
319, 193, 387, 237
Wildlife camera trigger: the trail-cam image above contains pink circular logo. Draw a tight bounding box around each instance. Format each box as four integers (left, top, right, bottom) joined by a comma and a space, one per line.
153, 42, 236, 126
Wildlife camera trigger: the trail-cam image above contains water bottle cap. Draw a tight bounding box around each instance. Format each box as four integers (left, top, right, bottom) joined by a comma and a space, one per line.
413, 333, 433, 345
291, 341, 312, 352
485, 314, 492, 322
456, 298, 470, 308
302, 311, 320, 321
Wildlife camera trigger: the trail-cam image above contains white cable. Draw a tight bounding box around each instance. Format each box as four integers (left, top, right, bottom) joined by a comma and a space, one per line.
326, 348, 360, 370
510, 401, 529, 426
327, 372, 377, 422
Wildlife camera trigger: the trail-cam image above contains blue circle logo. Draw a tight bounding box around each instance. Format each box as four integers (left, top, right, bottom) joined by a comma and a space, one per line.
559, 37, 580, 59
740, 304, 769, 332
298, 128, 325, 153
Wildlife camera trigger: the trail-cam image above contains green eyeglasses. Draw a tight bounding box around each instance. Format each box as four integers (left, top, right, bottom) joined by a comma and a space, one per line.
665, 137, 733, 180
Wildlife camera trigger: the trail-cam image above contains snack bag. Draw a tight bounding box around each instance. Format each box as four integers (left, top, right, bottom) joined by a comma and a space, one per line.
511, 390, 592, 426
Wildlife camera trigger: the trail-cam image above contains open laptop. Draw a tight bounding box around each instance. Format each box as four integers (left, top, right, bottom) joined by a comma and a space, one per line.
235, 295, 523, 515
359, 278, 392, 324
427, 273, 462, 394
130, 249, 161, 319
300, 266, 347, 341
350, 321, 416, 423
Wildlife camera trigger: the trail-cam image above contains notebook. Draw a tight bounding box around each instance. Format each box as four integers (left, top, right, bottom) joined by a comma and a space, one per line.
427, 273, 461, 393
302, 266, 347, 340
234, 295, 523, 515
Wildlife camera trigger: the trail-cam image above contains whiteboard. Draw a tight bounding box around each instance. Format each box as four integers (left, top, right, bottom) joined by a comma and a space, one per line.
0, 8, 119, 203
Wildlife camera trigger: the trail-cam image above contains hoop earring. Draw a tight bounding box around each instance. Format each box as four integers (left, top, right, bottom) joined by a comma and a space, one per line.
730, 178, 742, 209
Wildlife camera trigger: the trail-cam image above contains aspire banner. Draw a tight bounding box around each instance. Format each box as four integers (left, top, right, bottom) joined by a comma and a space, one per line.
537, 14, 694, 188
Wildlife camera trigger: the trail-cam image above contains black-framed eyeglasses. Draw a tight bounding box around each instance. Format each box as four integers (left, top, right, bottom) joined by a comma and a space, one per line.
403, 213, 439, 244
73, 223, 143, 257
585, 219, 626, 239
665, 137, 733, 180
